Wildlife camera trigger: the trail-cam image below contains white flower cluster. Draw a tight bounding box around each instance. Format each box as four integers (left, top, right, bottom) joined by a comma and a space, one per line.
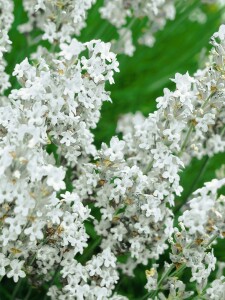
205, 277, 225, 299
73, 25, 225, 279
0, 0, 225, 297
100, 0, 176, 54
102, 0, 225, 54
144, 178, 225, 299
190, 1, 225, 25
47, 247, 121, 299
11, 39, 118, 164
19, 0, 225, 57
180, 179, 225, 235
0, 0, 14, 94
0, 38, 120, 298
20, 0, 96, 43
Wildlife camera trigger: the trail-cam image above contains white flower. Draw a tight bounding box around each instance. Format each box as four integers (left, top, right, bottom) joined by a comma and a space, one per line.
20, 0, 96, 43
0, 254, 10, 277
60, 39, 85, 60
206, 277, 225, 299
24, 221, 45, 241
213, 24, 225, 40
7, 259, 26, 282
45, 165, 66, 191
102, 136, 125, 162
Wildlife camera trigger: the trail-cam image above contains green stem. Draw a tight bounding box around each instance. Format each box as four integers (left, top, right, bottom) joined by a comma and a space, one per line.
178, 90, 216, 157
79, 236, 102, 264
142, 234, 219, 299
144, 160, 154, 175
141, 264, 175, 300
169, 263, 186, 278
174, 156, 210, 214
175, 91, 225, 219
221, 124, 225, 136
205, 232, 219, 248
191, 277, 225, 300
11, 279, 23, 300
156, 265, 175, 290
178, 124, 194, 156
201, 91, 216, 109
24, 286, 32, 300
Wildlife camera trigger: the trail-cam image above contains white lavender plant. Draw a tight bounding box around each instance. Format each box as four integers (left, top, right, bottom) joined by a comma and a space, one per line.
0, 1, 225, 300
0, 0, 14, 94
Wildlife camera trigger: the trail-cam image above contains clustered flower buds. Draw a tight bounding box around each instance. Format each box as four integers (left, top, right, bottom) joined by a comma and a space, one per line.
74, 25, 225, 281
100, 0, 176, 52
0, 0, 14, 93
0, 1, 225, 299
0, 32, 120, 298
101, 0, 225, 55
20, 0, 96, 43
144, 178, 225, 299
19, 0, 224, 57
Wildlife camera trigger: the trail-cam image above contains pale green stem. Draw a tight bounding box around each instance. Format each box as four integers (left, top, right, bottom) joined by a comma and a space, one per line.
11, 279, 23, 300
221, 124, 225, 136
178, 91, 216, 157
144, 160, 154, 175
201, 91, 216, 109
142, 233, 219, 299
205, 232, 219, 248
191, 277, 225, 300
178, 124, 194, 156
169, 263, 186, 278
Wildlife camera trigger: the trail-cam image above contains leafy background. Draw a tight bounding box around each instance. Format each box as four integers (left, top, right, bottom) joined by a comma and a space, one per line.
1, 0, 225, 299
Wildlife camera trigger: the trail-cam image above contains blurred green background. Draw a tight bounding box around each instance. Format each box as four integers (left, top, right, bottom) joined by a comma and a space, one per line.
1, 0, 225, 299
